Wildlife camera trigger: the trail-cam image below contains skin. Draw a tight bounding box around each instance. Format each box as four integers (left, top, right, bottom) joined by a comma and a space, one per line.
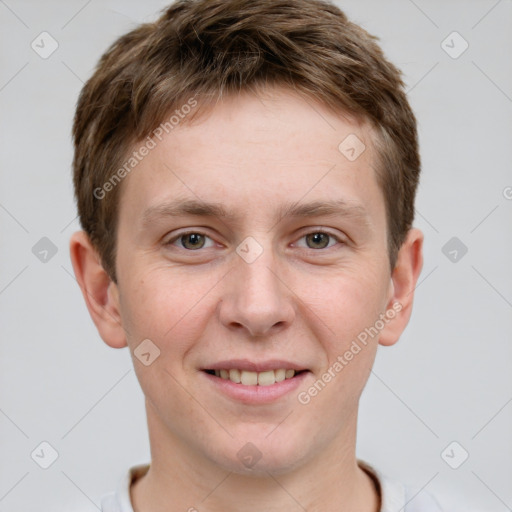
70, 85, 423, 512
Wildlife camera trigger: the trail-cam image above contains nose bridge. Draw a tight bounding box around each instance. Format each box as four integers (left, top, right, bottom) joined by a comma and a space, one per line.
238, 235, 279, 295
237, 233, 283, 303
219, 233, 294, 337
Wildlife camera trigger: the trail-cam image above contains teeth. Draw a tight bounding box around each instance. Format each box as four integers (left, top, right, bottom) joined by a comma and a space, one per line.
212, 368, 297, 386
274, 368, 286, 382
229, 369, 241, 383
257, 370, 275, 386
240, 370, 258, 385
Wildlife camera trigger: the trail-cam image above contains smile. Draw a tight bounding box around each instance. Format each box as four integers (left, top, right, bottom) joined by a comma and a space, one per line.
201, 360, 311, 404
205, 368, 300, 386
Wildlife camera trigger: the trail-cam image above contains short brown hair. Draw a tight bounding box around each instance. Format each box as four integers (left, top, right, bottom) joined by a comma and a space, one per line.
72, 0, 420, 282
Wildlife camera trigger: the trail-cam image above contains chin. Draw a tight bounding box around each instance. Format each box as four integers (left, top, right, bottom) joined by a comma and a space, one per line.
208, 431, 309, 476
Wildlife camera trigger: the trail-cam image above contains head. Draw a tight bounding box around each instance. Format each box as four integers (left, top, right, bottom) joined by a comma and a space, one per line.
70, 0, 423, 475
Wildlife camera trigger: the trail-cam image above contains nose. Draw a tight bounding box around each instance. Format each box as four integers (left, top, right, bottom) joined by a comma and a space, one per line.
218, 241, 295, 338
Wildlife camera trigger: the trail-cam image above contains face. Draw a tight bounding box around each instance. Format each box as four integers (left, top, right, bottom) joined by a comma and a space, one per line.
104, 87, 406, 474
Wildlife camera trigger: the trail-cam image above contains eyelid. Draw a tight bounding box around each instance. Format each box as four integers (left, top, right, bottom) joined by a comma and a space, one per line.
164, 227, 346, 251
164, 229, 216, 249
292, 227, 346, 248
295, 226, 345, 239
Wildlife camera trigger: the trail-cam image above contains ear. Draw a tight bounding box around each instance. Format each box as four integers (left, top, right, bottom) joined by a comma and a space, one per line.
378, 228, 424, 347
69, 230, 127, 348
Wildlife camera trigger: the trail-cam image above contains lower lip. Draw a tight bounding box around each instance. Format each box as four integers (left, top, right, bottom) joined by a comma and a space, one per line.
201, 371, 310, 404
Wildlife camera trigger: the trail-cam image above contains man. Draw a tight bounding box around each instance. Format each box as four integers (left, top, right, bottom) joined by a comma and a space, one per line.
70, 1, 442, 510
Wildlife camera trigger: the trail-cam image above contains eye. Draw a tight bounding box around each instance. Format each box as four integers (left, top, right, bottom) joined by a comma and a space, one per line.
165, 231, 215, 250
295, 230, 343, 250
164, 229, 344, 252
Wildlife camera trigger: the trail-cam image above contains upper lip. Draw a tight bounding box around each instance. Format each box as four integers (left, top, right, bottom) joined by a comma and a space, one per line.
202, 359, 309, 372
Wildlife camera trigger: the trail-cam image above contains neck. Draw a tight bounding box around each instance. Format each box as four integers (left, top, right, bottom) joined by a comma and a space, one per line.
131, 402, 380, 512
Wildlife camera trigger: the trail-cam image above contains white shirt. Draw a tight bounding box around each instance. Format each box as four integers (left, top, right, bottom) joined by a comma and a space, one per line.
100, 460, 444, 512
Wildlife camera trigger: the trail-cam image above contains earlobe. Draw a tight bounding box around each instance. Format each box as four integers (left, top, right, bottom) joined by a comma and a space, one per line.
378, 228, 424, 347
69, 230, 127, 349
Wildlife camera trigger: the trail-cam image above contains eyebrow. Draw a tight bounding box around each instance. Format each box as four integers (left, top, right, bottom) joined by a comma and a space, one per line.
141, 198, 370, 228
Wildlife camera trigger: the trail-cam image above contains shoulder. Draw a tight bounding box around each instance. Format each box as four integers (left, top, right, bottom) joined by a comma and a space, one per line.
402, 485, 444, 512
100, 492, 122, 512
358, 460, 445, 512
99, 463, 150, 512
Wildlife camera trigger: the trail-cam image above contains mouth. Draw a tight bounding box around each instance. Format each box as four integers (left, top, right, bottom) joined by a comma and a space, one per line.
200, 360, 311, 404
202, 368, 308, 386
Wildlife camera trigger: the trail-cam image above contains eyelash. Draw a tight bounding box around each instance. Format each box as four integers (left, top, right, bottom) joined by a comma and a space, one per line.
164, 229, 345, 251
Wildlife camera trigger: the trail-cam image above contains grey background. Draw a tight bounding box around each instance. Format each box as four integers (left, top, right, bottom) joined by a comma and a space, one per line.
1, 0, 511, 510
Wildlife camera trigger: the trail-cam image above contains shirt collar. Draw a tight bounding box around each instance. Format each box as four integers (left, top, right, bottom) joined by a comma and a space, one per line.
108, 460, 406, 512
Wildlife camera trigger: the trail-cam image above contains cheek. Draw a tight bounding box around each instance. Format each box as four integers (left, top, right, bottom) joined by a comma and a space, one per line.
304, 265, 389, 338
119, 268, 218, 350
299, 274, 382, 411
297, 267, 388, 395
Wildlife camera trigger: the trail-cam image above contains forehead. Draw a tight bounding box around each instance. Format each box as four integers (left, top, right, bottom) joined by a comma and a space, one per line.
117, 86, 384, 227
